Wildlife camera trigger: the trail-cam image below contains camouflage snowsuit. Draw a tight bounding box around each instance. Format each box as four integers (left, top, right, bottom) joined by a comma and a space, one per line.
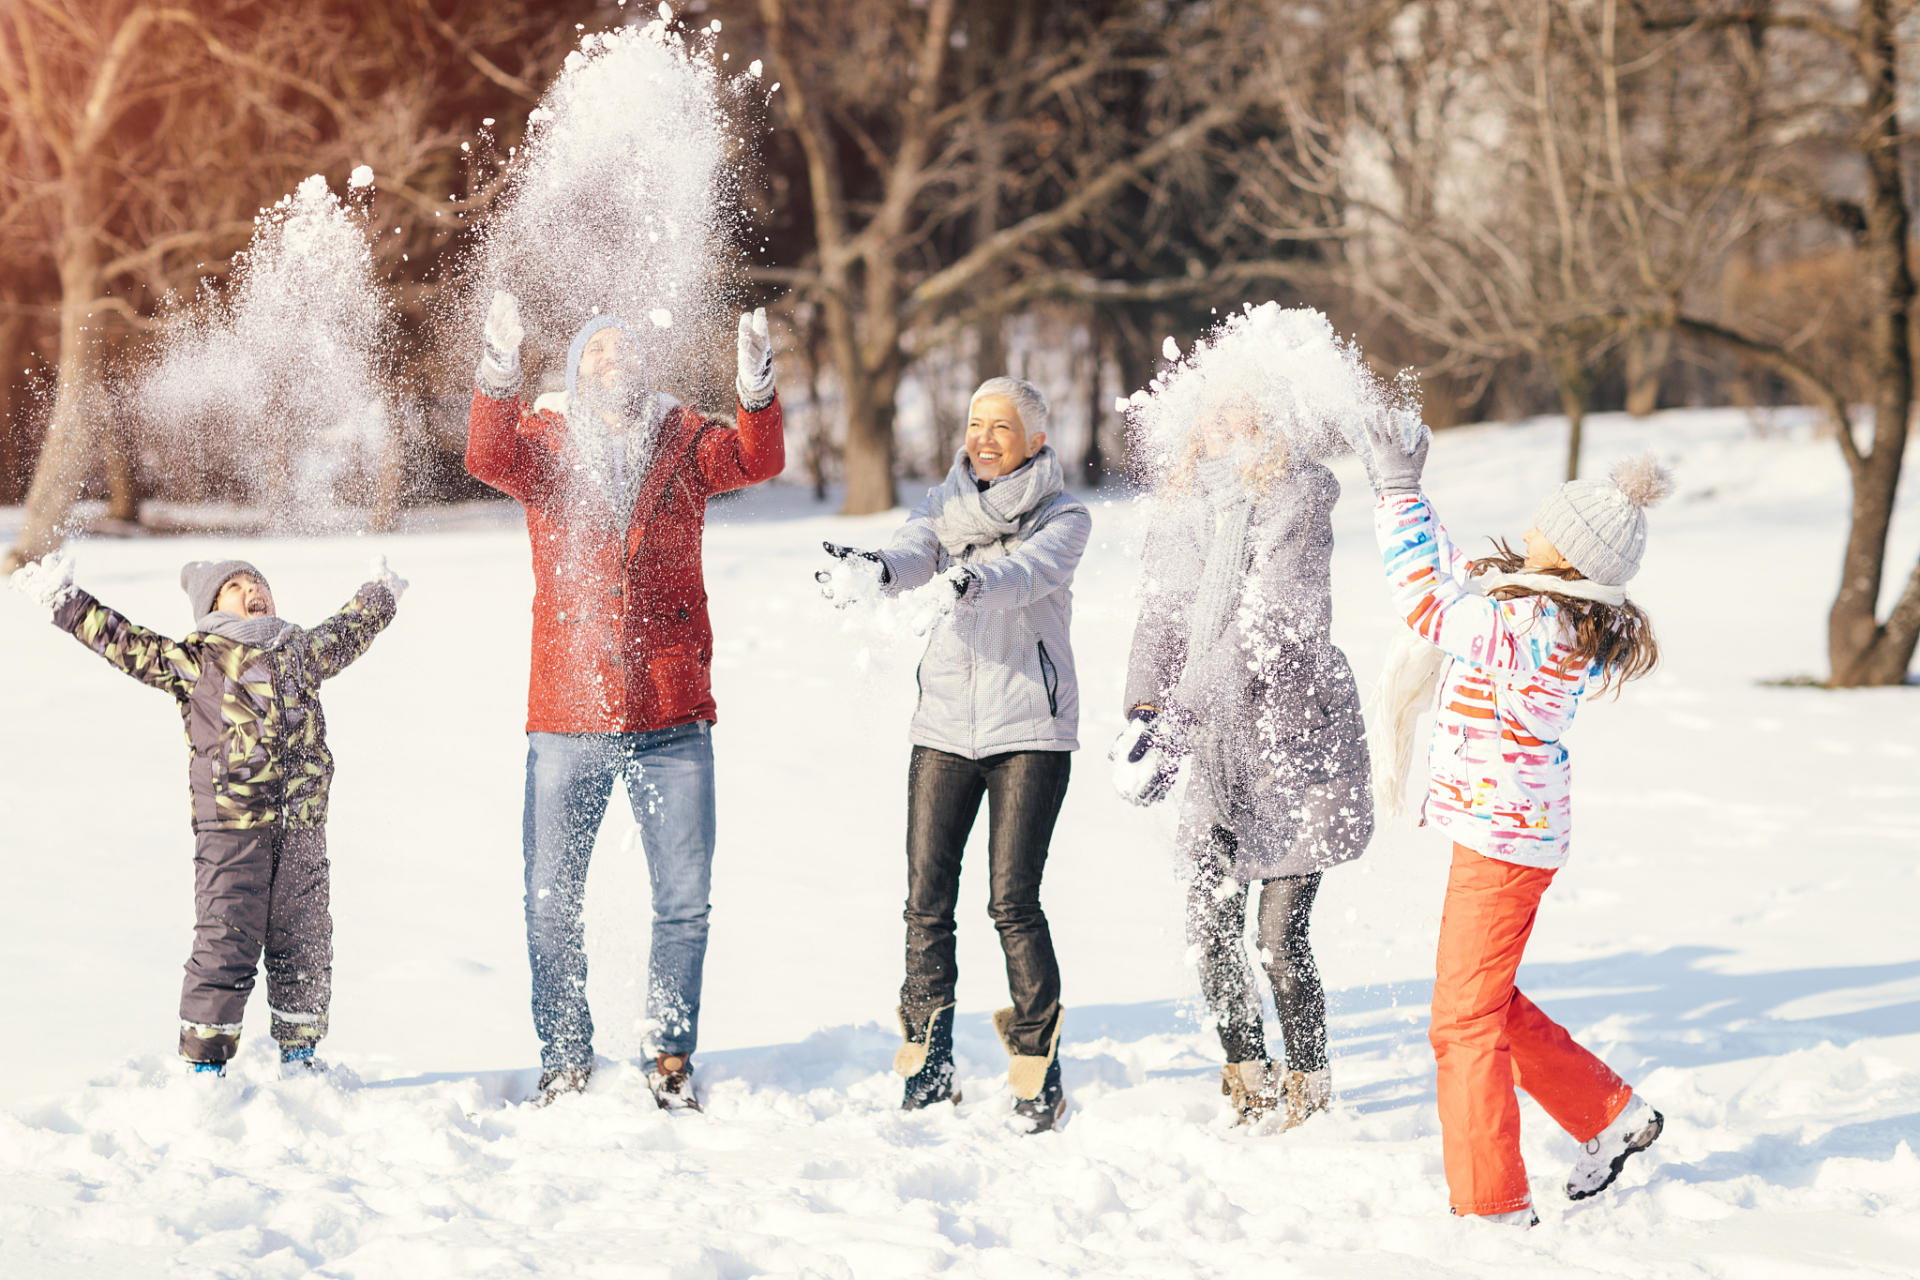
52, 584, 396, 1061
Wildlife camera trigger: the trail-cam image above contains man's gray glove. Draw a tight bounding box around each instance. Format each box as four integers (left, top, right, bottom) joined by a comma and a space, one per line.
737, 308, 774, 411
9, 548, 77, 610
1363, 408, 1430, 494
477, 290, 525, 400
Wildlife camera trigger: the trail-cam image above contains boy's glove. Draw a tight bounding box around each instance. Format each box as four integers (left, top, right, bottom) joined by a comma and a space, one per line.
10, 549, 77, 610
370, 554, 409, 604
1110, 707, 1181, 807
1363, 409, 1430, 495
477, 289, 525, 399
737, 308, 775, 412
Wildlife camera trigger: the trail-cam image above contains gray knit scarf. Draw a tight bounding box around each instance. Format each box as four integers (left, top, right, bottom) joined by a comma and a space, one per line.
197, 612, 294, 648
924, 445, 1064, 555
1178, 455, 1256, 700
1177, 454, 1257, 821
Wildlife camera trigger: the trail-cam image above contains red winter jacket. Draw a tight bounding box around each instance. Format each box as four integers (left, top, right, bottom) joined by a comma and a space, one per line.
466, 390, 784, 733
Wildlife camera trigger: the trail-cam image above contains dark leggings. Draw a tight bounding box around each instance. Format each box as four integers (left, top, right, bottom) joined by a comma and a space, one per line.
1187, 826, 1327, 1071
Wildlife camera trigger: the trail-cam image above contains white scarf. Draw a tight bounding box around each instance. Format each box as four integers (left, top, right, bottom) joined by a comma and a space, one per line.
924, 446, 1064, 555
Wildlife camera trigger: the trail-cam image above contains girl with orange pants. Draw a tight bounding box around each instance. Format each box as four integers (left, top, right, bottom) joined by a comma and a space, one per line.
1364, 413, 1669, 1226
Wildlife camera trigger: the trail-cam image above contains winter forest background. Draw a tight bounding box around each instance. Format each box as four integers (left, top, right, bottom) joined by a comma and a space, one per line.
9, 0, 1920, 685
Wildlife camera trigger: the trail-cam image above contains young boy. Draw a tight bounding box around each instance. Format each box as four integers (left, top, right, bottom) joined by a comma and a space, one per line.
11, 551, 405, 1076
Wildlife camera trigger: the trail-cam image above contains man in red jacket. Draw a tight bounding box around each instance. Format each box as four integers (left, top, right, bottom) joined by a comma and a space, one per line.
465, 291, 783, 1108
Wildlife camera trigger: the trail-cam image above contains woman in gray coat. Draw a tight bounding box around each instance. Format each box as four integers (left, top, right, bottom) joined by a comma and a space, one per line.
820, 376, 1089, 1133
1116, 392, 1373, 1128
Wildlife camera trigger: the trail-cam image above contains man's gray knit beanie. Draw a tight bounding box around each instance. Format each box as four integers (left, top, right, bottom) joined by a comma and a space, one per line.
181, 559, 267, 620
1529, 454, 1676, 586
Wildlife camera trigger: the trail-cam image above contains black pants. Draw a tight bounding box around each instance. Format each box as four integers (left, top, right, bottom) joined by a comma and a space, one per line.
901, 746, 1070, 1057
181, 826, 332, 1046
1188, 826, 1327, 1071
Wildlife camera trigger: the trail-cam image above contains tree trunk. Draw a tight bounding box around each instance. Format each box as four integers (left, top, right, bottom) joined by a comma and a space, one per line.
1624, 328, 1669, 417
1827, 0, 1916, 686
103, 399, 141, 524
1554, 361, 1589, 482
6, 237, 103, 572
840, 360, 901, 514
1081, 317, 1105, 486
0, 310, 20, 504
371, 406, 405, 532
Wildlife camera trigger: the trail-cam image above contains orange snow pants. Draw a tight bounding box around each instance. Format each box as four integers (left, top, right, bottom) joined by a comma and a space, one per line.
1430, 843, 1634, 1215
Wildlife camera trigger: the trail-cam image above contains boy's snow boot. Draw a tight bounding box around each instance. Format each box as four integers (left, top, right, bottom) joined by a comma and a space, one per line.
185, 1060, 226, 1078
533, 1064, 592, 1107
993, 1005, 1066, 1134
1280, 1067, 1331, 1130
278, 1044, 327, 1079
180, 1021, 241, 1069
647, 1053, 701, 1113
895, 1003, 961, 1110
1221, 1060, 1281, 1124
1567, 1095, 1663, 1200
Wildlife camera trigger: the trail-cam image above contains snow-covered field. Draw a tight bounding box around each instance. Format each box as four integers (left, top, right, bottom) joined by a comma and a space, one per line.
3, 407, 1918, 1278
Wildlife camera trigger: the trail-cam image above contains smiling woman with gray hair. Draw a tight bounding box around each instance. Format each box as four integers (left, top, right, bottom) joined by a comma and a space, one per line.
817, 375, 1089, 1133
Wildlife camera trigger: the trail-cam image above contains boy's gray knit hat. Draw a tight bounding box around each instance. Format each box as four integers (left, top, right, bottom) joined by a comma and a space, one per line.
1529, 454, 1676, 586
181, 559, 267, 620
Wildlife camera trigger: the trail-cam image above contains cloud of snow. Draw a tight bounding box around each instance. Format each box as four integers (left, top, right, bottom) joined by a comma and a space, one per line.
136, 174, 391, 527
1125, 303, 1421, 486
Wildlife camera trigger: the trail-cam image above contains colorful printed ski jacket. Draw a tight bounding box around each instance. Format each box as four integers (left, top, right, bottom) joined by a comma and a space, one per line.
51, 585, 396, 831
1375, 492, 1592, 868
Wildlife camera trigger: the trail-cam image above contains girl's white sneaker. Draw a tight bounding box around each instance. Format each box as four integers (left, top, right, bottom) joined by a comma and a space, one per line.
1567, 1096, 1663, 1200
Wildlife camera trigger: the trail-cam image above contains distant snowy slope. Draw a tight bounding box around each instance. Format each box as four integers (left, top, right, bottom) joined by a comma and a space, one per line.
1, 407, 1917, 1277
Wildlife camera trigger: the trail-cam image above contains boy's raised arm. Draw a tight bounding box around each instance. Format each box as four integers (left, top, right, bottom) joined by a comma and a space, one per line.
303, 559, 403, 681
61, 593, 202, 698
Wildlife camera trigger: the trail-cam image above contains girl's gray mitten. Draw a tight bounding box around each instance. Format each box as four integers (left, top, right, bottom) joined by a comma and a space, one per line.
1365, 411, 1429, 494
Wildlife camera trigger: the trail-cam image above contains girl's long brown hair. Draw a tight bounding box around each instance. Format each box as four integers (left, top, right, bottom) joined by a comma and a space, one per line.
1468, 539, 1659, 695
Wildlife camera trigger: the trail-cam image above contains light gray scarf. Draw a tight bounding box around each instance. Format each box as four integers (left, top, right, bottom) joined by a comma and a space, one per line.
1178, 455, 1256, 699
197, 612, 294, 648
1178, 455, 1258, 822
924, 445, 1065, 555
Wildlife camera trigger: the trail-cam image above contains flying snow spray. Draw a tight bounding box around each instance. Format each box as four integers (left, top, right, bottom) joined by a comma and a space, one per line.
139, 174, 391, 529
465, 14, 755, 410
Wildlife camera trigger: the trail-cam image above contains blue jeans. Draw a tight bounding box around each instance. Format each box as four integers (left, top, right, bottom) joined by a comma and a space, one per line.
523, 722, 717, 1070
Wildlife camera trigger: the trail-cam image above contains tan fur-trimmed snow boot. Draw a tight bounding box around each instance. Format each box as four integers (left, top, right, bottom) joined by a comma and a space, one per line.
1221, 1060, 1282, 1125
895, 1003, 960, 1109
1280, 1067, 1331, 1130
993, 1005, 1066, 1134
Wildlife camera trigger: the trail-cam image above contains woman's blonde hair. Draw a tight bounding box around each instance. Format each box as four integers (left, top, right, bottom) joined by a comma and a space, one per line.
1159, 388, 1291, 497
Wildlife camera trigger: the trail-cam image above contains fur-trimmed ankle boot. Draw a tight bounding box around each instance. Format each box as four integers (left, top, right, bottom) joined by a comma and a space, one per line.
1221, 1060, 1282, 1124
895, 1003, 960, 1110
993, 1005, 1066, 1134
1280, 1067, 1331, 1129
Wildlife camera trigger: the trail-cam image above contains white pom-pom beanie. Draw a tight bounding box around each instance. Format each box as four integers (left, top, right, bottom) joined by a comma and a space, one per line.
1529, 454, 1675, 586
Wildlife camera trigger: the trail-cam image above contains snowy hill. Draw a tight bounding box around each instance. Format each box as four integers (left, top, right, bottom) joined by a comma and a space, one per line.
2, 407, 1918, 1277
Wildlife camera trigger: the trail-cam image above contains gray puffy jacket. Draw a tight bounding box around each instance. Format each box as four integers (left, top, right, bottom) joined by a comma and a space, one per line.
878, 447, 1091, 758
1124, 460, 1371, 879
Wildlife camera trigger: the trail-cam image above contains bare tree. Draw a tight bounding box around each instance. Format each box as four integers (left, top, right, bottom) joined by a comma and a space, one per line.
751, 0, 1266, 513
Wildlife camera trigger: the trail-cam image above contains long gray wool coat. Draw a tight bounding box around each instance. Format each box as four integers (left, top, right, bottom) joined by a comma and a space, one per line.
1124, 460, 1373, 880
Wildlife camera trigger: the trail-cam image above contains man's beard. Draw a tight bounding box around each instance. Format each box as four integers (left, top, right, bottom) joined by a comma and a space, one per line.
576, 375, 653, 432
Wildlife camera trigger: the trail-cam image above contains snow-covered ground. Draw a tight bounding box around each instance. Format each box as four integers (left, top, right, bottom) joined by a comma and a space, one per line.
3, 407, 1918, 1277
